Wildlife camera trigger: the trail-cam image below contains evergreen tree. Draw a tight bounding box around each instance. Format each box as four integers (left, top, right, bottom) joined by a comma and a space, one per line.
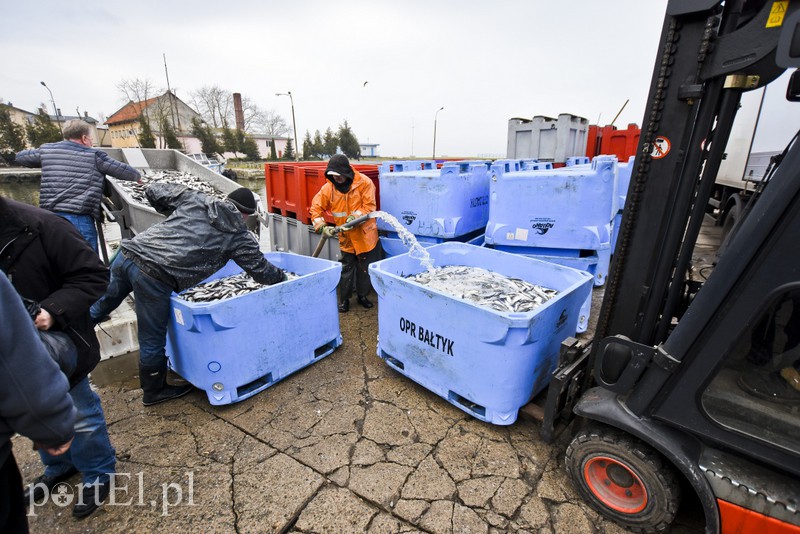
160, 117, 182, 149
269, 139, 278, 160
312, 130, 324, 159
222, 127, 240, 158
322, 128, 338, 157
241, 134, 261, 161
0, 106, 28, 153
283, 137, 295, 160
302, 131, 313, 160
191, 117, 221, 155
338, 120, 361, 160
25, 107, 62, 147
138, 115, 156, 148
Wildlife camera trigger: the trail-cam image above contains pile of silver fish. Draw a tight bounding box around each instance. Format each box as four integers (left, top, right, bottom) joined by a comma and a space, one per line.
118, 169, 225, 205
178, 271, 298, 303
407, 265, 558, 313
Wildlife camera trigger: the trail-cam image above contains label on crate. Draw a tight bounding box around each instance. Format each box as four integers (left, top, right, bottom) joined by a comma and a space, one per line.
401, 211, 417, 225
174, 308, 184, 326
399, 317, 454, 356
514, 228, 529, 241
470, 195, 489, 208
530, 218, 555, 235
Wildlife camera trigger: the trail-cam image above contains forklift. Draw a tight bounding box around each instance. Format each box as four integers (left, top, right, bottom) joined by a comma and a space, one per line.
541, 1, 800, 532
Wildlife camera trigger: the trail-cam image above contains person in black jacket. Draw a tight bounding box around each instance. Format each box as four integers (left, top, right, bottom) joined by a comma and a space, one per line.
0, 196, 115, 519
14, 119, 141, 252
0, 270, 75, 534
90, 184, 285, 406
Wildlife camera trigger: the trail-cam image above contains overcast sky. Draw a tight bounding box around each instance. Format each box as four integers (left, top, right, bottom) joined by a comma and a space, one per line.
4, 1, 677, 157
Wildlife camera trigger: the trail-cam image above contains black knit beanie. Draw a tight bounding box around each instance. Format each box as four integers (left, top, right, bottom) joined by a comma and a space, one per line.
326, 154, 355, 193
226, 187, 257, 214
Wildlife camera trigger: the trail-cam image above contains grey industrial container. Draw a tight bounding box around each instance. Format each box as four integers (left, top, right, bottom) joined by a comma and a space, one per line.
506, 113, 589, 163
268, 213, 341, 261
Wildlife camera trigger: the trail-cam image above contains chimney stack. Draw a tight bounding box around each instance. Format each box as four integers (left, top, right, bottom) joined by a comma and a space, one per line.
233, 93, 245, 130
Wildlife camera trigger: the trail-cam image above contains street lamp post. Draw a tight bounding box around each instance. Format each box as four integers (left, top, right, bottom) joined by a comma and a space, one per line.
276, 91, 299, 161
433, 106, 444, 159
40, 81, 63, 136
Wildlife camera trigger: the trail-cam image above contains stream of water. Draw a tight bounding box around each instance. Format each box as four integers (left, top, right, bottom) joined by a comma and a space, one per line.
370, 210, 435, 271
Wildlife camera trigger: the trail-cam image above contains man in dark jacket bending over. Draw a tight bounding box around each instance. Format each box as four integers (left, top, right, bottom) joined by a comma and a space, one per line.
15, 119, 141, 252
91, 184, 285, 405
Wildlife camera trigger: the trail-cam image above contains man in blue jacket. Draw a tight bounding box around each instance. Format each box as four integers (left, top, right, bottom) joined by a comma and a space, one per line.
14, 119, 141, 252
91, 184, 286, 405
0, 271, 76, 533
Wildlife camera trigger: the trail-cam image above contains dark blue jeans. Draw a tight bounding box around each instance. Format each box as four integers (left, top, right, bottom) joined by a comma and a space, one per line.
38, 377, 115, 485
54, 212, 98, 253
90, 254, 173, 368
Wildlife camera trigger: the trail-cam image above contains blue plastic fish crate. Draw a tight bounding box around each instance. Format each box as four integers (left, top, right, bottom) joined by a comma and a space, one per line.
166, 253, 342, 405
369, 243, 593, 425
488, 242, 610, 288
377, 162, 490, 239
566, 156, 590, 166
379, 160, 436, 173
485, 155, 617, 250
379, 229, 485, 258
617, 156, 634, 212
485, 245, 602, 332
611, 156, 634, 252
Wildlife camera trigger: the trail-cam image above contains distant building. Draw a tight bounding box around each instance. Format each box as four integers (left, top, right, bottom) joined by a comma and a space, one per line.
47, 111, 103, 146
238, 134, 290, 160
359, 143, 380, 158
1, 103, 35, 130
0, 103, 105, 147
105, 91, 201, 149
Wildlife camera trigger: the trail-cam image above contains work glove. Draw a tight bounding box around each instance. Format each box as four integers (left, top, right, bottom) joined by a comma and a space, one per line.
313, 222, 324, 233
345, 215, 357, 224
322, 226, 337, 238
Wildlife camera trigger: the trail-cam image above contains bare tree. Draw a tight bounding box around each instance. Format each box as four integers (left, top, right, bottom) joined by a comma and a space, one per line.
189, 85, 232, 129
240, 95, 262, 132
252, 110, 290, 136
116, 78, 157, 109
189, 87, 288, 136
116, 78, 162, 135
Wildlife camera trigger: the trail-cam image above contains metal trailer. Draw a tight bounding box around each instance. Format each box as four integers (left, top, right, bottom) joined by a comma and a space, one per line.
101, 148, 251, 238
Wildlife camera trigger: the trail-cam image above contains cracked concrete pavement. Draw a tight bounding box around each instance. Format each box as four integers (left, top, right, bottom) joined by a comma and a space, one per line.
14, 274, 711, 533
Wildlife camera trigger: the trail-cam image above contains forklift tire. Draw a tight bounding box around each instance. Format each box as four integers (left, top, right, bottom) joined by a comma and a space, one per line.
565, 424, 681, 533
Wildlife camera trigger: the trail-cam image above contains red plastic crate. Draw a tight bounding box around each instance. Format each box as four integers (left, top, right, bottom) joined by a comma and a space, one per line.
601, 124, 640, 162
584, 124, 640, 162
585, 125, 602, 158
265, 162, 380, 224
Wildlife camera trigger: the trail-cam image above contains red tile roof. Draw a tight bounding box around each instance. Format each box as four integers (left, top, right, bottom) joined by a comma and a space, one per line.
105, 97, 159, 125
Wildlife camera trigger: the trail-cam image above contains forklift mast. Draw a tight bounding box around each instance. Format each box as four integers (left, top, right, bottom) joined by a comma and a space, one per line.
545, 1, 800, 439
598, 0, 797, 352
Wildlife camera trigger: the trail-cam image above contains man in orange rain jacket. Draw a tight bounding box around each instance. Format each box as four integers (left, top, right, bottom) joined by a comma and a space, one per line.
311, 154, 382, 313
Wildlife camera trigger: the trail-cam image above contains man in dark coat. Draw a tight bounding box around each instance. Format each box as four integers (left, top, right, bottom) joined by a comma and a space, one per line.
0, 195, 115, 519
0, 270, 75, 534
91, 184, 285, 405
14, 119, 141, 252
